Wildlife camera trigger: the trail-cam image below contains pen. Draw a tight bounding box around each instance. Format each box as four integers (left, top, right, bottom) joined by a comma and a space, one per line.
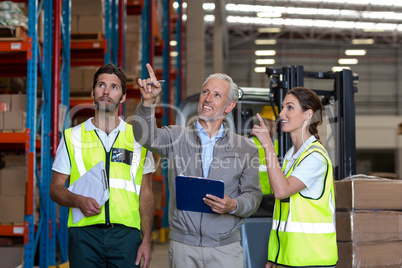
147, 80, 165, 85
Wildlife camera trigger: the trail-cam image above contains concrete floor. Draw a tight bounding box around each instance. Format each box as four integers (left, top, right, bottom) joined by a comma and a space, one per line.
149, 242, 169, 268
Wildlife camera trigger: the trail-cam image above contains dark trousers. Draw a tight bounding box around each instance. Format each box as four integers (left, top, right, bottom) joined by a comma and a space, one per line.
68, 225, 142, 268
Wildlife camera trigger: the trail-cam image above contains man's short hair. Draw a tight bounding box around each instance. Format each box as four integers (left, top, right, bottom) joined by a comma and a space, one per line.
92, 63, 127, 95
202, 73, 239, 103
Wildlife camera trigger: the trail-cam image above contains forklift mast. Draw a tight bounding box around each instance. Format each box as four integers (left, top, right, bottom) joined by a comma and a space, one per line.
266, 65, 358, 181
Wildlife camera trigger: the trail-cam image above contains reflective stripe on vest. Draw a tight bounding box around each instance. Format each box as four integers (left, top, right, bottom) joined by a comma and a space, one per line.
64, 122, 146, 229
268, 141, 338, 267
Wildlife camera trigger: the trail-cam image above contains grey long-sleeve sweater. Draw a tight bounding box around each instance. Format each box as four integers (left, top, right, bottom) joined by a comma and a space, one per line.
133, 102, 262, 247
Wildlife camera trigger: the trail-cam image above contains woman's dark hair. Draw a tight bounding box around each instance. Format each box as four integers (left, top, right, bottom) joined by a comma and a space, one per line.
92, 63, 127, 95
287, 87, 323, 142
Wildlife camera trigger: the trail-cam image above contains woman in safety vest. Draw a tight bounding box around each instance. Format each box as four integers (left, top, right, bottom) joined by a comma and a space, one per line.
251, 87, 337, 268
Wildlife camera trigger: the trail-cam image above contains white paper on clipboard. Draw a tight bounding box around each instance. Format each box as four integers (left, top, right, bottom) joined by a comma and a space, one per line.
68, 161, 109, 223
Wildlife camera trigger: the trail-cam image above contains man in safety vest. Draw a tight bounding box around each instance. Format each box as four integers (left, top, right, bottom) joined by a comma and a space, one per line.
50, 64, 155, 268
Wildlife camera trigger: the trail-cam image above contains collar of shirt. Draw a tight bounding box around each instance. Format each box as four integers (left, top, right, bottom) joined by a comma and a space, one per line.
285, 135, 317, 161
84, 117, 126, 134
195, 120, 225, 143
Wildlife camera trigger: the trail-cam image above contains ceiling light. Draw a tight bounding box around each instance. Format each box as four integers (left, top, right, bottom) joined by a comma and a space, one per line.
257, 28, 281, 33
283, 0, 402, 8
338, 58, 358, 65
332, 66, 351, 72
255, 39, 277, 45
170, 41, 177, 46
254, 67, 266, 73
257, 12, 282, 18
203, 3, 215, 10
345, 50, 366, 56
224, 16, 401, 33
255, 59, 275, 65
170, 51, 178, 57
204, 15, 214, 22
363, 29, 385, 32
351, 39, 374, 45
255, 50, 276, 56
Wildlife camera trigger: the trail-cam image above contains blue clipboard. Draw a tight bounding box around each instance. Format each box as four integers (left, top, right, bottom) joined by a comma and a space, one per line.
175, 175, 224, 214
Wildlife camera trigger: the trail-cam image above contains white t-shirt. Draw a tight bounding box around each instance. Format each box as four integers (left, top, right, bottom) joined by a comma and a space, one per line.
283, 136, 328, 199
52, 117, 155, 175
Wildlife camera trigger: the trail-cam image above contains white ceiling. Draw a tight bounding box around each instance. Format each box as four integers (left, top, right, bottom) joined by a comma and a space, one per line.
201, 0, 402, 47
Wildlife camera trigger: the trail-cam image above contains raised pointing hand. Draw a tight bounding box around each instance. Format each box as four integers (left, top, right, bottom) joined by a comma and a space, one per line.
137, 63, 162, 106
250, 113, 272, 149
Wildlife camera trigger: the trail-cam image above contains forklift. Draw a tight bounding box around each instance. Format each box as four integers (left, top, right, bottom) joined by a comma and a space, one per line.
175, 65, 358, 267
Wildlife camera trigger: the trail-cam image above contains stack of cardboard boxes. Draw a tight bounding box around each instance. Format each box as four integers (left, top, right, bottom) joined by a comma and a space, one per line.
335, 176, 402, 267
0, 94, 27, 132
71, 0, 104, 33
70, 0, 104, 95
0, 154, 26, 223
70, 66, 99, 94
125, 15, 141, 80
0, 154, 26, 267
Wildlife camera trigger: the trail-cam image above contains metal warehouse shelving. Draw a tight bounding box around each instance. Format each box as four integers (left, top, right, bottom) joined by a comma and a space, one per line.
0, 0, 183, 266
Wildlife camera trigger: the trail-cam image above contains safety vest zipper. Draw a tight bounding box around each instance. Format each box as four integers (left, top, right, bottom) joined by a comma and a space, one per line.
105, 150, 111, 226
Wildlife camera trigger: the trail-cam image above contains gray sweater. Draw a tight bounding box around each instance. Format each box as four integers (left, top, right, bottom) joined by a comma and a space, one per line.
133, 102, 262, 247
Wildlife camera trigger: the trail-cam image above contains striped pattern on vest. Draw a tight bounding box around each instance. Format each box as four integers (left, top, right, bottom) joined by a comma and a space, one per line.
268, 141, 338, 267
64, 122, 147, 229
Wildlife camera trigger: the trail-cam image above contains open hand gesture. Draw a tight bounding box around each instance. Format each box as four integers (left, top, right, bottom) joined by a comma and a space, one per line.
137, 63, 162, 106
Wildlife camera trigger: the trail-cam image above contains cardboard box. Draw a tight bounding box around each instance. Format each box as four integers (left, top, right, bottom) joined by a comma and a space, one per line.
0, 94, 11, 107
11, 94, 27, 112
71, 15, 79, 33
70, 67, 83, 92
126, 15, 141, 35
78, 15, 104, 33
72, 0, 104, 15
125, 41, 140, 78
335, 177, 402, 210
0, 246, 24, 268
4, 154, 25, 167
336, 211, 402, 242
3, 111, 26, 131
337, 241, 402, 267
0, 111, 3, 130
82, 67, 99, 91
0, 195, 25, 222
0, 168, 26, 195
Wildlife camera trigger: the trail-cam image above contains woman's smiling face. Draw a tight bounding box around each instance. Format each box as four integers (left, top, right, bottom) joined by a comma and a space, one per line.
279, 94, 310, 134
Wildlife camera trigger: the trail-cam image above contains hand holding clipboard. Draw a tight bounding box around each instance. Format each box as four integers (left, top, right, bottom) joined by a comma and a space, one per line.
175, 176, 224, 214
68, 161, 109, 223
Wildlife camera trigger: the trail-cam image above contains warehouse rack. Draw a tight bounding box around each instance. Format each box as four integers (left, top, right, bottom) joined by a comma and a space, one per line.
0, 0, 182, 266
0, 0, 39, 267
140, 0, 184, 237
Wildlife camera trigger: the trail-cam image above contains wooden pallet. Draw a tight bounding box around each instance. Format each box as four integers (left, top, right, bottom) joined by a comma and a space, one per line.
0, 25, 28, 41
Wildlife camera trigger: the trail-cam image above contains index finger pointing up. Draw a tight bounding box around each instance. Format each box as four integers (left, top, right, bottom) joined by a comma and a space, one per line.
146, 63, 157, 80
256, 113, 266, 127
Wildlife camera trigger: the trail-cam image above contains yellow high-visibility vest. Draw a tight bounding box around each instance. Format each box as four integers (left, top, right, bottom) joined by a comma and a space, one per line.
268, 141, 338, 267
64, 122, 147, 229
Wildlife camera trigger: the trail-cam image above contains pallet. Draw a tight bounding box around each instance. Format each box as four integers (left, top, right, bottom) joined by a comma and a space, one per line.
0, 25, 28, 41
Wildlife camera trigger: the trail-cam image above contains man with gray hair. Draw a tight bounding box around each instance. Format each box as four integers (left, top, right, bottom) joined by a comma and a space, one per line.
134, 64, 262, 268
